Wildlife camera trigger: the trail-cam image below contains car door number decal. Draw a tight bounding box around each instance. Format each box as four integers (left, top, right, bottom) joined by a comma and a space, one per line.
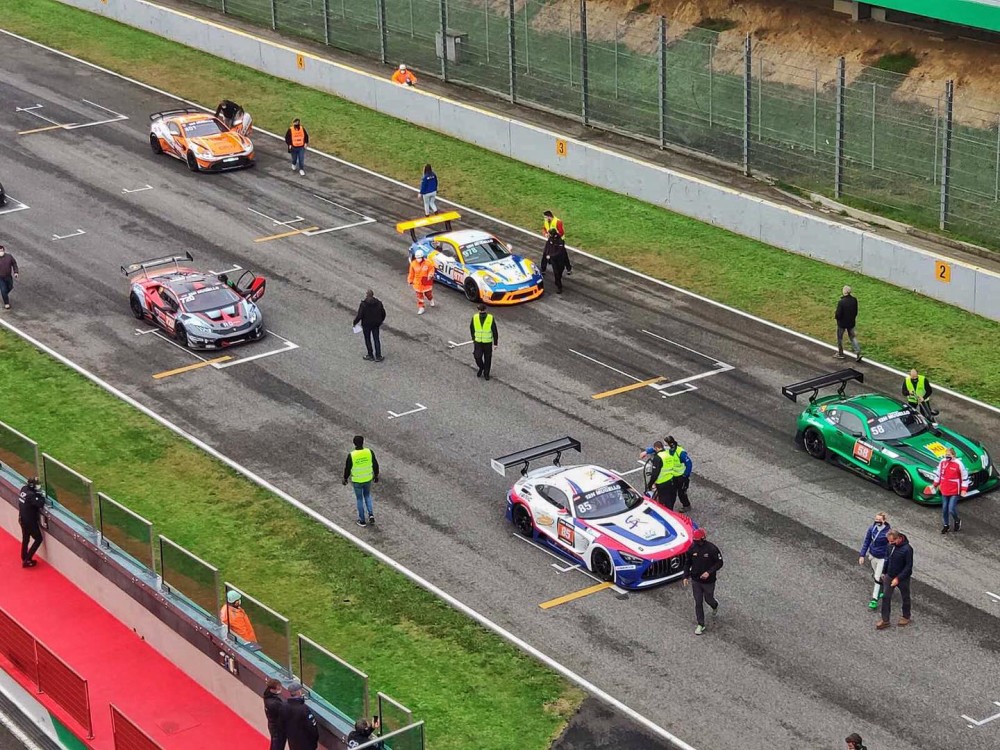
853, 441, 874, 464
557, 519, 575, 546
436, 257, 465, 283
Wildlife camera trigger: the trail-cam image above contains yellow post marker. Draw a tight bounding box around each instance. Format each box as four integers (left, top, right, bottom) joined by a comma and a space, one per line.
539, 582, 613, 610
591, 376, 665, 400
153, 356, 231, 379
556, 138, 568, 157
296, 54, 305, 70
254, 226, 319, 243
934, 260, 951, 283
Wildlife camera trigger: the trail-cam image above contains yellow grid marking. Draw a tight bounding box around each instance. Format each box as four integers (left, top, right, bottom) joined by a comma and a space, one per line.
254, 226, 319, 243
539, 582, 613, 609
18, 123, 73, 135
591, 376, 665, 400
153, 356, 231, 379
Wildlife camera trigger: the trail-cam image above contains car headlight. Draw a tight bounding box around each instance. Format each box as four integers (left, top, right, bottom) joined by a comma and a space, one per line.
481, 275, 497, 288
982, 452, 990, 470
190, 144, 209, 157
917, 468, 935, 482
619, 552, 643, 565
523, 259, 535, 273
184, 319, 213, 335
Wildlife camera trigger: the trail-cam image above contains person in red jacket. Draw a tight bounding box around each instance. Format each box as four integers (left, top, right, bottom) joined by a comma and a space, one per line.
931, 447, 969, 534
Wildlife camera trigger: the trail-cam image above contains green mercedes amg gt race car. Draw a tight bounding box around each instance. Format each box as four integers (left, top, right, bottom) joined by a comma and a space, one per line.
783, 369, 998, 504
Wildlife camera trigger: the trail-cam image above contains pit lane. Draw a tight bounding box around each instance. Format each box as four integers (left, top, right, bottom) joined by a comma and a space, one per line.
2, 35, 1000, 750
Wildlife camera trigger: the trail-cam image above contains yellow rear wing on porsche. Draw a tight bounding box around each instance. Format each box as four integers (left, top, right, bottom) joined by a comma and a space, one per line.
395, 211, 461, 241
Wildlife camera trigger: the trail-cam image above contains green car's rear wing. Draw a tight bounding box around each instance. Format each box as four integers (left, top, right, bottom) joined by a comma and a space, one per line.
782, 369, 864, 403
492, 437, 581, 477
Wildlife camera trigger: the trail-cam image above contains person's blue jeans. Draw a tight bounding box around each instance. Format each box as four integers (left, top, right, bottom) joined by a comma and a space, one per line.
353, 481, 373, 521
290, 146, 305, 171
941, 494, 960, 526
0, 276, 12, 306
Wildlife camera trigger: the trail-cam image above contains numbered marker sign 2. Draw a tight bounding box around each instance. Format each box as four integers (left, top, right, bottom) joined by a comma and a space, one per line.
555, 139, 567, 158
935, 260, 951, 283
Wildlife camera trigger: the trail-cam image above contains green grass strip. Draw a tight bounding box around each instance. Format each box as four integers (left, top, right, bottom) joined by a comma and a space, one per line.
4, 0, 996, 405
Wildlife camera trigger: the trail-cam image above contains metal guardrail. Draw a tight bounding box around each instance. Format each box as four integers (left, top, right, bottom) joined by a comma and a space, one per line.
111, 704, 164, 750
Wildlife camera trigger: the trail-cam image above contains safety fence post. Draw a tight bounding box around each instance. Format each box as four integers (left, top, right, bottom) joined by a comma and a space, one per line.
440, 0, 449, 80
580, 0, 590, 126
322, 0, 330, 45
939, 79, 954, 230
508, 0, 517, 103
742, 33, 751, 176
834, 56, 845, 198
221, 0, 227, 14
658, 16, 666, 148
377, 0, 388, 64
270, 0, 277, 30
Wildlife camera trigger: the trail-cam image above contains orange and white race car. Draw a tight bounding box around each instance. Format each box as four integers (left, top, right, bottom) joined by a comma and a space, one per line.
149, 101, 254, 172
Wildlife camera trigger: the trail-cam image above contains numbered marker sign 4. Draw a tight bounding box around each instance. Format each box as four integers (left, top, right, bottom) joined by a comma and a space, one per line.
296, 54, 305, 70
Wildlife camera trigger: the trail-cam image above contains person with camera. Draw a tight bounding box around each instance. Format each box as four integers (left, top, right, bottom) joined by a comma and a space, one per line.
18, 476, 45, 568
347, 716, 382, 748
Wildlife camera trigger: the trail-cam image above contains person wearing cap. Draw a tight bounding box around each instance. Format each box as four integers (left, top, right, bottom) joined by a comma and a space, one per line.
343, 435, 380, 527
220, 590, 258, 643
284, 682, 319, 750
262, 678, 287, 750
541, 228, 569, 294
407, 248, 436, 314
845, 733, 867, 750
683, 527, 723, 635
470, 303, 498, 380
0, 244, 19, 310
347, 716, 381, 748
834, 285, 862, 362
930, 446, 968, 534
391, 64, 417, 86
18, 476, 45, 568
640, 437, 691, 512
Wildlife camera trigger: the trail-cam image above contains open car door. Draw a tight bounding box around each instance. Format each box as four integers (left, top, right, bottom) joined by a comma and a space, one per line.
235, 270, 266, 302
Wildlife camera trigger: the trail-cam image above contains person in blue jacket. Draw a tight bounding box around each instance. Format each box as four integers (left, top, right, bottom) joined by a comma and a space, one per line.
639, 436, 694, 511
419, 164, 438, 216
857, 511, 890, 610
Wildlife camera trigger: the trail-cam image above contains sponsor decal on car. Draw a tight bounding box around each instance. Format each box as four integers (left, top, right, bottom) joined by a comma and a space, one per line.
925, 441, 949, 458
557, 519, 575, 545
853, 441, 875, 464
536, 513, 555, 527
615, 565, 638, 571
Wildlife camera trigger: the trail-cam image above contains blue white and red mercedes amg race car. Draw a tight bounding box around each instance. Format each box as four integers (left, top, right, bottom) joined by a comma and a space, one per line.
497, 439, 695, 589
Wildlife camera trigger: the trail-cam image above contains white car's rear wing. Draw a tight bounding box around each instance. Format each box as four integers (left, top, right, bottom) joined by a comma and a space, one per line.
492, 437, 581, 477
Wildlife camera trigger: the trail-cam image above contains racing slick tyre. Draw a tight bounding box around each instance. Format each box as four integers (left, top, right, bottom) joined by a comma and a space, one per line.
186, 152, 200, 172
464, 278, 481, 303
149, 134, 162, 155
174, 325, 189, 348
590, 549, 614, 583
129, 293, 145, 320
803, 427, 827, 460
511, 504, 534, 538
889, 466, 914, 499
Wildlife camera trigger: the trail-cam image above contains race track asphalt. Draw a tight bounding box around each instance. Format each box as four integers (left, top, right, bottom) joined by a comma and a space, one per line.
2, 36, 999, 750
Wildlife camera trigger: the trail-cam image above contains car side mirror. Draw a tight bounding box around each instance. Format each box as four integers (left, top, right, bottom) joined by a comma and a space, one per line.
506, 243, 513, 251
852, 432, 864, 438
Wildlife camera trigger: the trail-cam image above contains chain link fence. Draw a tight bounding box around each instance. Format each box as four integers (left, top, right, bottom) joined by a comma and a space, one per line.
188, 0, 1000, 248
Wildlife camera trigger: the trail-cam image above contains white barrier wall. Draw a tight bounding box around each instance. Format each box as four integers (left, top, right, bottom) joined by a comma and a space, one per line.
53, 0, 1000, 322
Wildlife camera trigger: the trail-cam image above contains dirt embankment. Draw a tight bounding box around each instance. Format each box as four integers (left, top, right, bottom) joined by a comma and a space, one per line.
528, 0, 1000, 125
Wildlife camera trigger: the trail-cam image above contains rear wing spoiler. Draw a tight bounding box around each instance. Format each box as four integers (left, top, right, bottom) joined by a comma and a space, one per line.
149, 109, 201, 121
782, 368, 864, 403
395, 211, 461, 242
491, 437, 581, 477
121, 252, 194, 278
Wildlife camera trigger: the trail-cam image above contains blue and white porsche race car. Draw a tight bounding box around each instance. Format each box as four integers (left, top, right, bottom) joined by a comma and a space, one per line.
396, 212, 543, 305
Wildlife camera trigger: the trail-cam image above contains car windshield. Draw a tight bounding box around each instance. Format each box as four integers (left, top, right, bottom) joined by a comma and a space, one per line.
573, 481, 644, 520
179, 287, 241, 313
868, 409, 928, 441
461, 238, 510, 265
183, 119, 225, 138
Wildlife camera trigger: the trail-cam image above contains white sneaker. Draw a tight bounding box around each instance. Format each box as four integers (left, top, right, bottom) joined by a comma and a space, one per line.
429, 298, 436, 307
417, 308, 425, 315
291, 163, 296, 171
299, 169, 305, 176
695, 624, 706, 635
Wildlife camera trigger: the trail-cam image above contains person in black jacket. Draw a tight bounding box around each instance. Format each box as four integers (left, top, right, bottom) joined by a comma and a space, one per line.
346, 716, 381, 748
283, 682, 318, 750
18, 476, 45, 568
540, 229, 569, 293
683, 528, 723, 635
834, 285, 862, 362
353, 289, 387, 362
876, 530, 912, 630
845, 733, 867, 750
262, 678, 287, 750
470, 304, 498, 380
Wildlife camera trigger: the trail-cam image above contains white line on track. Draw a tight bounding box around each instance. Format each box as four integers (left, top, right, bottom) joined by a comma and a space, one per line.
311, 192, 374, 220
988, 591, 1000, 603
15, 103, 60, 125
447, 339, 473, 349
569, 349, 643, 382
212, 331, 299, 369
0, 196, 30, 215
513, 534, 628, 594
122, 184, 154, 194
51, 229, 85, 241
302, 218, 377, 235
387, 403, 427, 420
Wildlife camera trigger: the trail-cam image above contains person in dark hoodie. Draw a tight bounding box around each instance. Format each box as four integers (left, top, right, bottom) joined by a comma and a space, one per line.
876, 530, 912, 630
18, 476, 45, 568
858, 511, 891, 610
353, 289, 387, 362
284, 682, 318, 750
683, 528, 723, 635
834, 285, 862, 362
347, 716, 382, 748
262, 678, 287, 750
540, 229, 569, 294
845, 733, 867, 750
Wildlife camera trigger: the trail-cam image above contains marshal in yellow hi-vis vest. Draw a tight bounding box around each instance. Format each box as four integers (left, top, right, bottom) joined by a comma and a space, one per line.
472, 313, 495, 343
655, 449, 681, 484
350, 448, 374, 483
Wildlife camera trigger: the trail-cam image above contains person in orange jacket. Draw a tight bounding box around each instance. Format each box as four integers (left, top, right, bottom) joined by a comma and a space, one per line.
407, 248, 435, 314
220, 590, 257, 643
391, 64, 417, 87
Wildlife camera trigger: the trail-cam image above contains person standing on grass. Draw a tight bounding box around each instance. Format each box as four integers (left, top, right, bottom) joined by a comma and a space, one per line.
18, 476, 45, 568
0, 244, 19, 310
263, 678, 287, 750
284, 118, 309, 176
834, 285, 862, 362
353, 289, 386, 362
683, 528, 723, 635
419, 164, 438, 217
284, 682, 319, 750
343, 435, 379, 527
